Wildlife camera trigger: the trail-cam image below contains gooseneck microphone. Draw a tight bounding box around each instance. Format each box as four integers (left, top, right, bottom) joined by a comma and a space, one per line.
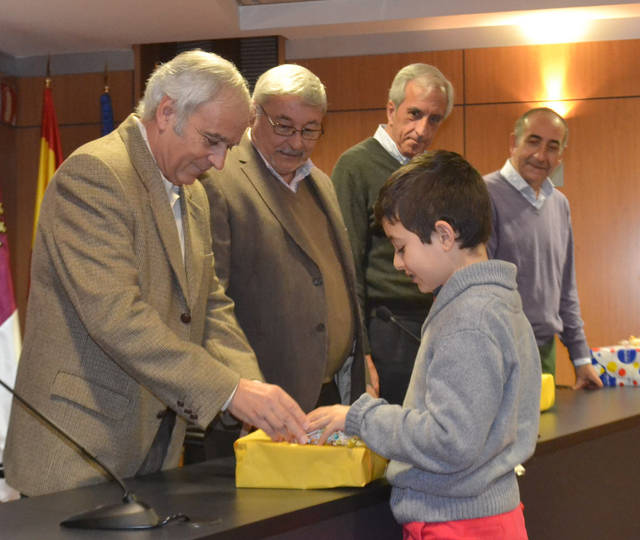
374, 306, 421, 344
0, 379, 189, 530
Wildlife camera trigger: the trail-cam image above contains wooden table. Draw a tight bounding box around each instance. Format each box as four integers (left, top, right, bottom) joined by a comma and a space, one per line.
2, 387, 639, 539
0, 458, 400, 539
520, 387, 640, 539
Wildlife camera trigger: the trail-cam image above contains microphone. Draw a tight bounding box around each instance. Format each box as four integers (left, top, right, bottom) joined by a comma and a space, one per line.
374, 306, 421, 344
0, 379, 189, 530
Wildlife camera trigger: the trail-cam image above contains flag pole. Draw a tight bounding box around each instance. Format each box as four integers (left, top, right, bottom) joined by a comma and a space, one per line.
33, 55, 63, 246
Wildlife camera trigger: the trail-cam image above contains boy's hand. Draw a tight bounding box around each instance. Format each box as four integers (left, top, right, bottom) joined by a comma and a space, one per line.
306, 405, 349, 445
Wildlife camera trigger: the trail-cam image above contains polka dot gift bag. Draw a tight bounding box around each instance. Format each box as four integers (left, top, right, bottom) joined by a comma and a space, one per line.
591, 337, 640, 387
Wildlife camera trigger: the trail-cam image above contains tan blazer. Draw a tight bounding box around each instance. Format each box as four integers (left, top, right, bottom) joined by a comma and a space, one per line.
5, 115, 262, 496
202, 133, 366, 412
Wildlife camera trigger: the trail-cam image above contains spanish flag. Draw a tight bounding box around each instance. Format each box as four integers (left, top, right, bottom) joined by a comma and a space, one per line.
32, 78, 62, 246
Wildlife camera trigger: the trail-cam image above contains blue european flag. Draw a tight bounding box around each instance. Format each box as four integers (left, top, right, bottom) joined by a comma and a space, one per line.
100, 91, 114, 136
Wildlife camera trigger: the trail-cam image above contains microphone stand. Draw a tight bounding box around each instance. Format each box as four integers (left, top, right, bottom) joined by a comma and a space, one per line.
0, 379, 188, 530
374, 306, 421, 344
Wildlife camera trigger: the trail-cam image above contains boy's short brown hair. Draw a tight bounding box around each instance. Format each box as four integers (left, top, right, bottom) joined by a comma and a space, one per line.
374, 150, 491, 248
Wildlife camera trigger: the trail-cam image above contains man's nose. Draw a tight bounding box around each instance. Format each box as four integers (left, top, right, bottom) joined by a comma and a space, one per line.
533, 146, 548, 161
208, 147, 227, 170
286, 130, 305, 149
414, 116, 430, 137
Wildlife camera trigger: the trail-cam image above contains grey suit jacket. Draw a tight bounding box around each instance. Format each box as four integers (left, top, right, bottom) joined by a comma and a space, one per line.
5, 115, 262, 496
202, 133, 366, 412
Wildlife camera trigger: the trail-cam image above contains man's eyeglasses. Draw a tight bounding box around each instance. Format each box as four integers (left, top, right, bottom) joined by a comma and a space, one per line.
258, 105, 323, 141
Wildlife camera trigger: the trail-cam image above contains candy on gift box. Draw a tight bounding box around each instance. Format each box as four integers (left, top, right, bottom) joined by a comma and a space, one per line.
306, 429, 365, 447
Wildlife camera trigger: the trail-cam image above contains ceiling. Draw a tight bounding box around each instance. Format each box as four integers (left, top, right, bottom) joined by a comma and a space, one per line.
2, 0, 640, 60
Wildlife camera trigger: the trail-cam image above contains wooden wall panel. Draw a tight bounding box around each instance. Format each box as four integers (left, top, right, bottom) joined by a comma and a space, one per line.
16, 71, 134, 128
465, 40, 640, 105
311, 104, 464, 176
562, 98, 640, 347
0, 123, 17, 290
10, 72, 134, 328
465, 103, 533, 175
296, 50, 463, 111
311, 109, 385, 174
13, 128, 39, 327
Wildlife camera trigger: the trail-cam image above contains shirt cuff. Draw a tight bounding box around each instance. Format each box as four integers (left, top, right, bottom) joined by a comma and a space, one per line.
572, 356, 592, 367
221, 383, 238, 412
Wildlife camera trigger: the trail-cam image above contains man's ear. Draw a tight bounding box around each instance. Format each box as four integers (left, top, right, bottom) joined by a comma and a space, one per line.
386, 99, 396, 125
508, 132, 517, 155
155, 95, 175, 130
249, 102, 258, 127
433, 220, 456, 251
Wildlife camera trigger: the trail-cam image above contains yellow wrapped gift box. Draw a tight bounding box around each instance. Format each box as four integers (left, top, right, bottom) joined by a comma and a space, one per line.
540, 373, 555, 411
234, 429, 388, 489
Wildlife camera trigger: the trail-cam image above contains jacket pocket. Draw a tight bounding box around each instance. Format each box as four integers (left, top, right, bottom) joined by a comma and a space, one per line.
51, 371, 129, 421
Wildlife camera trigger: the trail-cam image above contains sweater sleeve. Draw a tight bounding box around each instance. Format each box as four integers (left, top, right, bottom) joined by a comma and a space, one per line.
332, 152, 372, 352
345, 329, 505, 473
557, 202, 590, 360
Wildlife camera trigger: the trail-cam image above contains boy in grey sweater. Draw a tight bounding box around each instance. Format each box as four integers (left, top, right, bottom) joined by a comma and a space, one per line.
308, 150, 541, 539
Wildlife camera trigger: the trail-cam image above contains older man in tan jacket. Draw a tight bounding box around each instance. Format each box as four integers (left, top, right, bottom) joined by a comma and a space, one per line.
4, 51, 307, 497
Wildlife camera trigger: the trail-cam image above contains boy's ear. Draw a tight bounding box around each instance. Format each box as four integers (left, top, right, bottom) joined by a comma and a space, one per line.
434, 220, 456, 251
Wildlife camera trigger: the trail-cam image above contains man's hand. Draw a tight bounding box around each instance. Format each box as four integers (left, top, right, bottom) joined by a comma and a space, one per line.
573, 364, 604, 390
365, 354, 379, 397
228, 379, 309, 443
306, 405, 350, 445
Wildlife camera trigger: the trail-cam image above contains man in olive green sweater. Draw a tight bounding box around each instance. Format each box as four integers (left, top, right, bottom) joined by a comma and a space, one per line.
332, 64, 454, 404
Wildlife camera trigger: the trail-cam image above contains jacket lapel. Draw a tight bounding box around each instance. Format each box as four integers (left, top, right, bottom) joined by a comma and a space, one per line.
117, 114, 190, 302
181, 185, 208, 305
237, 134, 317, 259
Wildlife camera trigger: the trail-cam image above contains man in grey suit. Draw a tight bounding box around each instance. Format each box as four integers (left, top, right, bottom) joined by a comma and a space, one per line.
4, 50, 308, 496
202, 64, 370, 432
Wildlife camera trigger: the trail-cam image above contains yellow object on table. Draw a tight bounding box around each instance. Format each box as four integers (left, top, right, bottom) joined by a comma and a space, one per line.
234, 429, 388, 489
540, 373, 555, 411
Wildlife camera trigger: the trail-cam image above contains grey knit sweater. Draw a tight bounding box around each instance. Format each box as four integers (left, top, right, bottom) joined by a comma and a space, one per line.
345, 260, 541, 523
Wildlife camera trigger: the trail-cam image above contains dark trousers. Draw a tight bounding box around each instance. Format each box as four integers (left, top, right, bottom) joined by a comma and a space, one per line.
368, 309, 424, 405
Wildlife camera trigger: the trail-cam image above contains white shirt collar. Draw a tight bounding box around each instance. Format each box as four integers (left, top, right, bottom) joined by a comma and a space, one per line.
134, 117, 178, 198
135, 118, 184, 259
373, 124, 411, 165
500, 159, 554, 210
248, 128, 315, 193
